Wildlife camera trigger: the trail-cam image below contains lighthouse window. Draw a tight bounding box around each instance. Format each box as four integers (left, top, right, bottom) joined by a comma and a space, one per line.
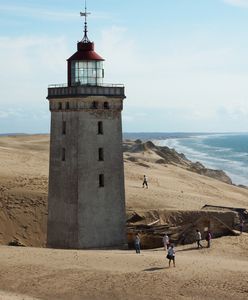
79, 61, 87, 68
88, 61, 95, 68
92, 101, 98, 109
99, 174, 104, 187
98, 148, 104, 161
62, 121, 66, 135
71, 60, 104, 86
98, 121, 103, 135
87, 68, 94, 77
103, 102, 109, 109
62, 148, 66, 161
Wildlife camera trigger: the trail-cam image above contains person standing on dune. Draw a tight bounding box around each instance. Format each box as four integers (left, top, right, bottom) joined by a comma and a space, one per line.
205, 230, 212, 248
142, 175, 148, 189
196, 229, 203, 249
239, 220, 244, 234
167, 244, 176, 267
134, 233, 141, 254
163, 233, 170, 250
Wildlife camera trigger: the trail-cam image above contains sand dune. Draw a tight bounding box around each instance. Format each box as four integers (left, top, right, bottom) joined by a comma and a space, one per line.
0, 135, 248, 299
0, 234, 248, 299
0, 135, 248, 246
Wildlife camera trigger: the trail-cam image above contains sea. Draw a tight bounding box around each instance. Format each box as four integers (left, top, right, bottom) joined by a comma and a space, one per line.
123, 132, 248, 186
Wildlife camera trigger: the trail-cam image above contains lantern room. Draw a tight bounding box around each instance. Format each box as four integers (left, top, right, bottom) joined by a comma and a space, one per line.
67, 41, 104, 86
67, 6, 104, 87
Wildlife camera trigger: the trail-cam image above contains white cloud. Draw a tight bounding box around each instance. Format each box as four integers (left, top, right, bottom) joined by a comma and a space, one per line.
0, 4, 110, 21
0, 109, 26, 119
217, 104, 248, 119
0, 4, 76, 20
0, 111, 10, 119
97, 25, 248, 132
222, 0, 248, 7
0, 35, 69, 105
1, 22, 248, 132
97, 26, 248, 114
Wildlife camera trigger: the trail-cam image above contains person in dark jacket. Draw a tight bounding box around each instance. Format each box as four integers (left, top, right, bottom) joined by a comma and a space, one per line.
205, 231, 212, 248
134, 233, 141, 254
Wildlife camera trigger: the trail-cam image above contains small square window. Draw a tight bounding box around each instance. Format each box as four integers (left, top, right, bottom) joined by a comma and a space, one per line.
103, 102, 109, 109
99, 174, 104, 187
92, 101, 98, 109
98, 148, 104, 161
62, 121, 66, 135
98, 121, 103, 135
62, 148, 66, 161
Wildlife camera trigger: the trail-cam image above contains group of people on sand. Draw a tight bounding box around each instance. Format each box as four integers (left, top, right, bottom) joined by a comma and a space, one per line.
134, 232, 176, 267
196, 229, 212, 249
137, 176, 246, 266
134, 229, 214, 267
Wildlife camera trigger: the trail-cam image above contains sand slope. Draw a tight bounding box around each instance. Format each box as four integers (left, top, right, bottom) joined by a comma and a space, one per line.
1, 135, 248, 246
0, 135, 48, 246
0, 234, 247, 299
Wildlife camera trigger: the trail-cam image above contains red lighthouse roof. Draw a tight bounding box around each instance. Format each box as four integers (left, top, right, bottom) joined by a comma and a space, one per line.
67, 41, 104, 62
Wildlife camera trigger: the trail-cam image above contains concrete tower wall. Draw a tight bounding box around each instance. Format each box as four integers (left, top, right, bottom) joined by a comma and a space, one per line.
47, 95, 126, 249
47, 110, 79, 248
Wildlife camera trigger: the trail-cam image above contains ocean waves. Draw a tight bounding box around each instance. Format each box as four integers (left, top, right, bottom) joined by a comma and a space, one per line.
156, 133, 248, 186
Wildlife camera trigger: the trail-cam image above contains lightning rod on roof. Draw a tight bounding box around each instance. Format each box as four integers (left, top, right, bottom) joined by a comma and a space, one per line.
80, 0, 91, 43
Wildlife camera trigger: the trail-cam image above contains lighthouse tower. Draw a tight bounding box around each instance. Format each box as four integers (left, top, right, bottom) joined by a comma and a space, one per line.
46, 6, 126, 249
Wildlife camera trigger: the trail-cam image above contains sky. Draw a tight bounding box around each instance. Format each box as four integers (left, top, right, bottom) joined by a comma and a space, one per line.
0, 0, 248, 133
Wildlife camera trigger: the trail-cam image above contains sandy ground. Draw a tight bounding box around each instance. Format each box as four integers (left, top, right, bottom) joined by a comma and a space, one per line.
0, 234, 248, 300
0, 135, 248, 299
0, 135, 48, 246
124, 161, 248, 211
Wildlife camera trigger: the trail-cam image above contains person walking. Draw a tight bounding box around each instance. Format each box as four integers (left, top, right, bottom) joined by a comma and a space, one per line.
142, 175, 148, 189
196, 229, 203, 249
240, 220, 244, 234
167, 244, 176, 267
205, 230, 212, 248
134, 233, 141, 254
163, 233, 170, 250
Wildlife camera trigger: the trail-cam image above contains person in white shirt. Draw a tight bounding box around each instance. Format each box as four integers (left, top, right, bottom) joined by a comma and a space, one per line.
167, 244, 176, 267
162, 233, 170, 250
196, 229, 203, 249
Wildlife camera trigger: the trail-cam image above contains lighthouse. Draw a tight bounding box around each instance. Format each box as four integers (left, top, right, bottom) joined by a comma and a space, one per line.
46, 6, 126, 249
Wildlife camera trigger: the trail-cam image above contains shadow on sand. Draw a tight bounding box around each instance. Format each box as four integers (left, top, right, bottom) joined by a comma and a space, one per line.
177, 246, 205, 252
143, 267, 169, 272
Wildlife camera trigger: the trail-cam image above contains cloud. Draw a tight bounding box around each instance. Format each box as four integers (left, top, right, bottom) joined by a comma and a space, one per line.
0, 108, 27, 119
1, 20, 248, 133
0, 4, 76, 21
222, 0, 248, 8
216, 104, 248, 120
0, 34, 70, 112
98, 25, 248, 116
0, 4, 110, 21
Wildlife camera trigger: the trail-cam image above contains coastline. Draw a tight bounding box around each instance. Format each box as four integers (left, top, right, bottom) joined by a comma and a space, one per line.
124, 132, 248, 187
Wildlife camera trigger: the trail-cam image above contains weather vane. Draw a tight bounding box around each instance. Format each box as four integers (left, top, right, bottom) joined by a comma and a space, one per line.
80, 0, 91, 43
